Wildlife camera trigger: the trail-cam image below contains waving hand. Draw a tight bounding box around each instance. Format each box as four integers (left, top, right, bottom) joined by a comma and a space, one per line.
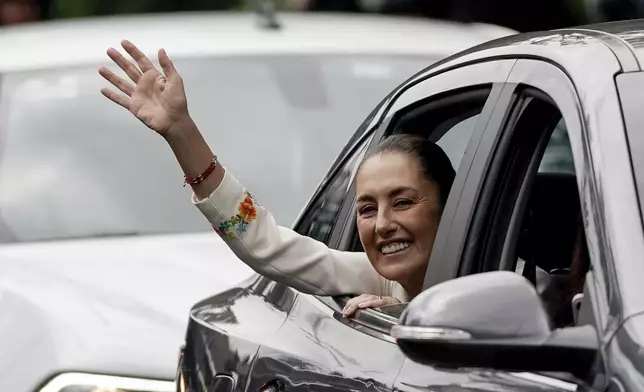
99, 40, 191, 137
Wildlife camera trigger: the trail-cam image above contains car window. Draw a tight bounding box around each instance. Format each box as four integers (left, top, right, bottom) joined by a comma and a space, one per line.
458, 92, 590, 329
299, 138, 369, 243
297, 89, 486, 257
341, 89, 491, 256
0, 54, 432, 243
327, 92, 492, 330
516, 116, 589, 328
436, 114, 478, 169
538, 119, 575, 174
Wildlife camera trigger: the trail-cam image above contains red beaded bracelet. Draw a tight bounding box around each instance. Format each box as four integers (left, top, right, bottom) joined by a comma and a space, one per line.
183, 156, 218, 187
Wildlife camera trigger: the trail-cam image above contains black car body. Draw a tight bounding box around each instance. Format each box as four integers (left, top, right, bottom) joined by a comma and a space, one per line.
178, 19, 644, 392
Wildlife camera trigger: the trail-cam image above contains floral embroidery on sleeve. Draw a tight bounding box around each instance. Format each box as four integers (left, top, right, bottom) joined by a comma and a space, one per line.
215, 191, 258, 239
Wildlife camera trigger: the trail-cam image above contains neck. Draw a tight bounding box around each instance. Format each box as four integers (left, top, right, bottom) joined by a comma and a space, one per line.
400, 274, 424, 299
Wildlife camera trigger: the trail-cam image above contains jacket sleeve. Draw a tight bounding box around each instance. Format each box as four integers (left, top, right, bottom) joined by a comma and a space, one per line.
192, 167, 389, 297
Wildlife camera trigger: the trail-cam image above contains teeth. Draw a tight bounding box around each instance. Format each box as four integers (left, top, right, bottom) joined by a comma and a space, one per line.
381, 242, 410, 255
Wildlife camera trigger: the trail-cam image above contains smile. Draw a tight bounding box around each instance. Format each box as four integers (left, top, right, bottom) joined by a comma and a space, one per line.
380, 242, 411, 255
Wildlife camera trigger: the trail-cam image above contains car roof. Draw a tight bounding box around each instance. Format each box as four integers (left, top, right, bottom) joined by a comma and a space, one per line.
379, 18, 644, 97
0, 11, 517, 73
341, 19, 644, 166
578, 18, 644, 67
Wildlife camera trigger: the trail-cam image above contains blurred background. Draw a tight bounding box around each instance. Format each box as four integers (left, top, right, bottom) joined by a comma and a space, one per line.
2, 0, 643, 30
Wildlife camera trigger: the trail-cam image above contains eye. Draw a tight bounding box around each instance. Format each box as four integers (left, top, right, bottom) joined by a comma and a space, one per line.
394, 199, 413, 208
358, 205, 376, 216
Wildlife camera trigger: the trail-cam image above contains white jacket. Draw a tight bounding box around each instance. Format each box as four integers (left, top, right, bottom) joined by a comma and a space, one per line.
192, 167, 409, 302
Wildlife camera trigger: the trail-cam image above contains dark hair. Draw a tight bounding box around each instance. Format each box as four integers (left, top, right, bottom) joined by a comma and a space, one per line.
359, 134, 456, 208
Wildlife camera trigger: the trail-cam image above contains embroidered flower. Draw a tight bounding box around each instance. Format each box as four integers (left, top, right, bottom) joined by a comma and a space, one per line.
212, 224, 227, 238
216, 191, 257, 239
238, 195, 257, 221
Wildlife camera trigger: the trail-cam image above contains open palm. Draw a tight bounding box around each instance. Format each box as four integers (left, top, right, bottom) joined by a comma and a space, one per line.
99, 40, 190, 136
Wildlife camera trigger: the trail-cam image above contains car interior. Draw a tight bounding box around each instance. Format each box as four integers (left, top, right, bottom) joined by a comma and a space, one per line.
500, 100, 591, 330
515, 171, 586, 328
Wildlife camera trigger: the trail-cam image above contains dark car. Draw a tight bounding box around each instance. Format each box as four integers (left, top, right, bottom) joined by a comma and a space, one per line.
177, 19, 644, 392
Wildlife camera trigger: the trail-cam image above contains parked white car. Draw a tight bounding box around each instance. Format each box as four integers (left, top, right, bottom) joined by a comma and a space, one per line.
0, 11, 515, 392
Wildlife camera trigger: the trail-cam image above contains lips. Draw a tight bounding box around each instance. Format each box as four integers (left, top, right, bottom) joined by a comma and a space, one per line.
380, 241, 411, 255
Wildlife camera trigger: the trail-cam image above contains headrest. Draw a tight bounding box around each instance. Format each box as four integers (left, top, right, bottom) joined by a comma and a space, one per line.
517, 173, 581, 273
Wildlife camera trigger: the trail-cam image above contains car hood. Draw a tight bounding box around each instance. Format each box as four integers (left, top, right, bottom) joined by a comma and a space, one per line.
0, 232, 255, 392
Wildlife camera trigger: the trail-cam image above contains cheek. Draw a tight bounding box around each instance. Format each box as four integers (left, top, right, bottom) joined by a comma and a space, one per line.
356, 217, 375, 245
401, 208, 440, 240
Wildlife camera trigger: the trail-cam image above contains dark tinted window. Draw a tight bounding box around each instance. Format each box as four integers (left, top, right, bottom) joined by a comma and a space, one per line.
299, 138, 370, 243
0, 55, 430, 243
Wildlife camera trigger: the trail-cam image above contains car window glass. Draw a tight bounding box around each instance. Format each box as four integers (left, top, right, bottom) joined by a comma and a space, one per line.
461, 96, 590, 330
538, 119, 575, 174
299, 139, 369, 243
436, 114, 478, 168
515, 116, 589, 328
0, 55, 431, 243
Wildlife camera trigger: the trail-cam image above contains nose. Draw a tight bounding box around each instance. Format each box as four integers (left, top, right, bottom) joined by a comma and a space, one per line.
375, 208, 398, 237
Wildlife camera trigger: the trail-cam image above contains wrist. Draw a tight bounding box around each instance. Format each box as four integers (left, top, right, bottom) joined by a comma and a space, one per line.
163, 116, 198, 143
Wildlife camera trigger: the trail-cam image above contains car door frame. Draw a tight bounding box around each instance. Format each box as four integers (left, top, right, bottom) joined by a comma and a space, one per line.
308, 59, 522, 336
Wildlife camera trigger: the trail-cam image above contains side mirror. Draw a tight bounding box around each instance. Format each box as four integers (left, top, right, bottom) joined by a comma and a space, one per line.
391, 271, 598, 379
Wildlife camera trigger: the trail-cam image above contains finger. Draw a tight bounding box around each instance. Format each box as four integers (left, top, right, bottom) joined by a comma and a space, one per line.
100, 87, 131, 111
342, 297, 363, 316
138, 69, 159, 92
342, 294, 372, 317
158, 48, 179, 77
107, 47, 143, 83
343, 302, 360, 317
342, 298, 359, 314
99, 66, 134, 96
358, 299, 386, 309
158, 76, 167, 92
121, 39, 157, 73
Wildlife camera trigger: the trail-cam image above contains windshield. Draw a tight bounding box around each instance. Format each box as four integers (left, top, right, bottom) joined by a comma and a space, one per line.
0, 54, 432, 243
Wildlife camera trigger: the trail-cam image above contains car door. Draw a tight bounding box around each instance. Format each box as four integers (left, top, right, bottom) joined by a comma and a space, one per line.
394, 57, 624, 391
246, 59, 517, 392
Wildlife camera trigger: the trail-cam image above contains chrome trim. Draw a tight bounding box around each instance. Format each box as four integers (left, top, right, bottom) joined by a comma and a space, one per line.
211, 374, 236, 392
390, 325, 472, 341
334, 312, 398, 344
352, 307, 399, 333
510, 372, 579, 391
39, 372, 174, 392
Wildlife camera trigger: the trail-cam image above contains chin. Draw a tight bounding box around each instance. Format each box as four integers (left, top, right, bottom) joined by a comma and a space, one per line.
373, 260, 415, 283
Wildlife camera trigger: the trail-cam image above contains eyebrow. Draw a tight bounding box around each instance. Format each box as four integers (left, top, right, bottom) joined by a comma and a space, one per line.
356, 186, 417, 203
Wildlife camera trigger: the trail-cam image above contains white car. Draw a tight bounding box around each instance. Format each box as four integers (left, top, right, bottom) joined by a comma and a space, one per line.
0, 11, 514, 392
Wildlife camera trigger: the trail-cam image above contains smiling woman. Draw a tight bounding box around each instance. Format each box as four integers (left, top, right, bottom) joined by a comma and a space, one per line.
354, 135, 455, 298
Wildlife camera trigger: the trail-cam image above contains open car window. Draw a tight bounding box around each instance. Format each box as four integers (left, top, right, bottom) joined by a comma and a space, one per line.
326, 87, 494, 329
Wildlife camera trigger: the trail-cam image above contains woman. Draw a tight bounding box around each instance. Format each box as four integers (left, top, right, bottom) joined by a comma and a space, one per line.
98, 40, 455, 317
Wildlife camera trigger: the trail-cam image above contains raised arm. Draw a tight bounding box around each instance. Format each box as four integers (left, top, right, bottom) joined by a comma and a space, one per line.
98, 40, 396, 299
192, 166, 388, 296
98, 40, 222, 201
